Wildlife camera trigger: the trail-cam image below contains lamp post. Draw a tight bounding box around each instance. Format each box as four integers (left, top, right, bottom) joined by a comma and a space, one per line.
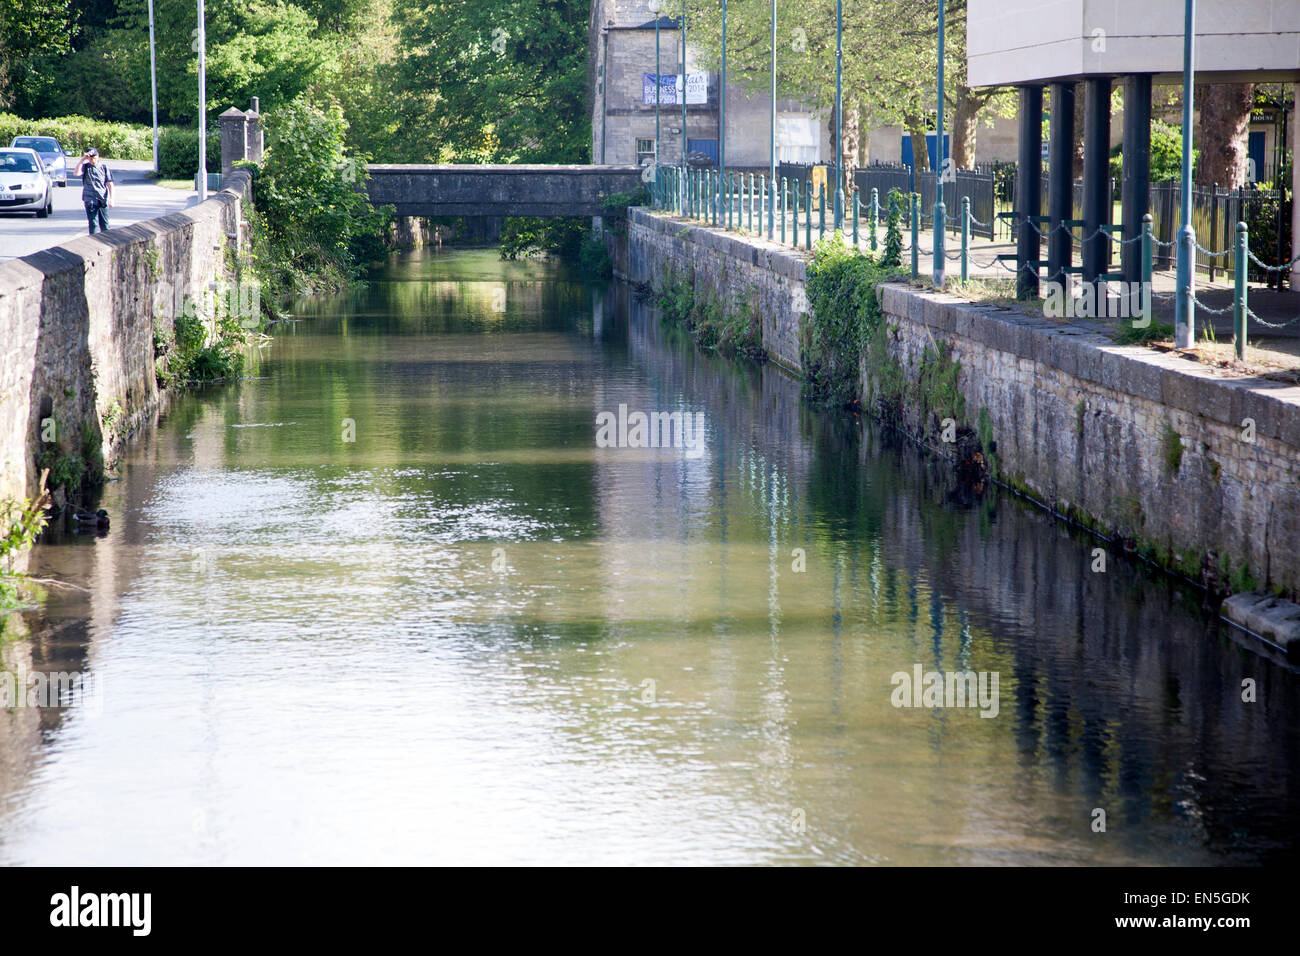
682, 1, 688, 165
720, 0, 727, 222
650, 0, 662, 166
197, 0, 207, 203
148, 0, 158, 175
834, 0, 843, 231
769, 0, 776, 237
933, 0, 946, 286
1174, 0, 1197, 347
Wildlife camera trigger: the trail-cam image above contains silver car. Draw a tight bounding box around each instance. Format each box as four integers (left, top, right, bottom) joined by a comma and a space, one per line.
9, 135, 68, 186
0, 148, 54, 217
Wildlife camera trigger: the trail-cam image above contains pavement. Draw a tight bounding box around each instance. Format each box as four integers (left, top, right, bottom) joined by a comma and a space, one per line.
0, 160, 196, 262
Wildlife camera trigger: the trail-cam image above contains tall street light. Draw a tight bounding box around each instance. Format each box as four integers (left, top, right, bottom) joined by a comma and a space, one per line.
196, 0, 208, 203
148, 0, 158, 175
682, 1, 688, 165
833, 0, 843, 230
650, 0, 662, 166
720, 0, 727, 220
933, 0, 946, 285
1174, 0, 1197, 347
769, 0, 776, 236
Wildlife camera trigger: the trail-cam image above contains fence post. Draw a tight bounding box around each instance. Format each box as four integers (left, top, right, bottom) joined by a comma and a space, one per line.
1235, 221, 1248, 361
911, 192, 920, 279
853, 190, 860, 247
1208, 183, 1219, 282
870, 187, 879, 252
819, 184, 826, 240
782, 177, 788, 245
759, 175, 766, 238
1141, 213, 1153, 326
961, 195, 970, 282
805, 179, 812, 248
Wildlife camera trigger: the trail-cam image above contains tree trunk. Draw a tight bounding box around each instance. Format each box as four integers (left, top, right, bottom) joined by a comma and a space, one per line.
1196, 83, 1255, 187
951, 85, 981, 169
907, 118, 930, 172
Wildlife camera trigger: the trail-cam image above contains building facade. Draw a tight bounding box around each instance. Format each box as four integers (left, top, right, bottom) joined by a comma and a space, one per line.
590, 0, 831, 169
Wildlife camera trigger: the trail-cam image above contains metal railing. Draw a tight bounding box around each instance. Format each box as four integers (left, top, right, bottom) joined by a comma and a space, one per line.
648, 167, 1298, 360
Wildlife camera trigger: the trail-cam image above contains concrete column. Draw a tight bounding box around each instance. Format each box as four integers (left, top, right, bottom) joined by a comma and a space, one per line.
1015, 85, 1043, 300
1081, 77, 1111, 289
1293, 84, 1299, 290
1047, 82, 1075, 288
1121, 75, 1152, 293
246, 97, 263, 162
219, 107, 247, 175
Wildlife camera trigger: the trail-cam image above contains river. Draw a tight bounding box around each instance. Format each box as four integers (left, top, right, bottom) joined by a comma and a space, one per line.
1, 248, 1296, 865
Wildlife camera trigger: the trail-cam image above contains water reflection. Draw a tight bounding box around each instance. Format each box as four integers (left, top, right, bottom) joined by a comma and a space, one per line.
1, 248, 1295, 865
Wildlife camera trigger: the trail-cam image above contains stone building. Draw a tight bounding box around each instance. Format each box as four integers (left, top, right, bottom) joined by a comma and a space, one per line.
589, 0, 831, 169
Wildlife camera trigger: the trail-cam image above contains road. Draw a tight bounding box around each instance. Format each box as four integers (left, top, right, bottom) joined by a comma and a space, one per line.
0, 160, 196, 262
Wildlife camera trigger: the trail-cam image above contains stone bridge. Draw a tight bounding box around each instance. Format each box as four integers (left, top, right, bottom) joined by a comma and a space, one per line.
364, 165, 646, 218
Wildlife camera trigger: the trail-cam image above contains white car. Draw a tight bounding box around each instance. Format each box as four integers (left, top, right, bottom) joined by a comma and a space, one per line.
0, 148, 54, 217
10, 135, 69, 186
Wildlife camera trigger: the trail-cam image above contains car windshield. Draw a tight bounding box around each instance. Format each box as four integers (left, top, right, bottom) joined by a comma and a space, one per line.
0, 153, 40, 173
13, 137, 58, 152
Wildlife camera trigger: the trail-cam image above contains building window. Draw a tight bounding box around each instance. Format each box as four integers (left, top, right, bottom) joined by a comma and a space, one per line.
636, 138, 656, 162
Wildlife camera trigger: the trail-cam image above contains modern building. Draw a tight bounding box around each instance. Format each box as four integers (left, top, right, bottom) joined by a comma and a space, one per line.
590, 0, 831, 169
967, 0, 1300, 289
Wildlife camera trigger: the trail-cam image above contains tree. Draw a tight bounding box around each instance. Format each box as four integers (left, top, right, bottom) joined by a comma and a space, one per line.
0, 0, 74, 109
683, 0, 1007, 171
387, 0, 591, 164
1196, 82, 1254, 187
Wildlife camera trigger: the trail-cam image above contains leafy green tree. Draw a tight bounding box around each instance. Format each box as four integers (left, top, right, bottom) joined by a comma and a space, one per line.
882, 189, 903, 267
252, 97, 391, 292
0, 0, 74, 109
387, 0, 591, 163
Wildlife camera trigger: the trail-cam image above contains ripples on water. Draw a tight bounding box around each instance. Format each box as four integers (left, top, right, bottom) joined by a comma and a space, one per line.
1, 248, 1296, 865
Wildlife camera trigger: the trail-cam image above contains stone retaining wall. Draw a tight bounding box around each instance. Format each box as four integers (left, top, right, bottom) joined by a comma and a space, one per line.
626, 207, 1300, 597
0, 170, 252, 542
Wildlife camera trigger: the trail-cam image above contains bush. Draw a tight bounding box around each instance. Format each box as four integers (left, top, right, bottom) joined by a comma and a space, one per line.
882, 190, 904, 268
157, 127, 222, 179
0, 112, 152, 159
802, 237, 903, 407
250, 98, 391, 295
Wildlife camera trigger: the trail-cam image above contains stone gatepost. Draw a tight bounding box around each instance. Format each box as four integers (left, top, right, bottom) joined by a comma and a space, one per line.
246, 97, 264, 163
219, 107, 248, 174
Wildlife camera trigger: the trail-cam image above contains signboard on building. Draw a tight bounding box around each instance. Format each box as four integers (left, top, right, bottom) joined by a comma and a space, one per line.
642, 73, 708, 106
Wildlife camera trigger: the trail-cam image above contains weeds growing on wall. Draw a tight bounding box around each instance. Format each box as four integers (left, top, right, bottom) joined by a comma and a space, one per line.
655, 267, 765, 359
154, 312, 246, 389
802, 236, 903, 408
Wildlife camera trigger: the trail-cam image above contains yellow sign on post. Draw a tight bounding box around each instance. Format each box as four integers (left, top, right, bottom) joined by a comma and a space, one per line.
810, 165, 827, 210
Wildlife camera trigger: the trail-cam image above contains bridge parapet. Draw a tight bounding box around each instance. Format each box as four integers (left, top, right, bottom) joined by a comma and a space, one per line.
364, 164, 646, 218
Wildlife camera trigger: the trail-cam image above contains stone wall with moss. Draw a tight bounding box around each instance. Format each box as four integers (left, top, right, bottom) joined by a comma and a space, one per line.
0, 170, 252, 525
868, 284, 1300, 597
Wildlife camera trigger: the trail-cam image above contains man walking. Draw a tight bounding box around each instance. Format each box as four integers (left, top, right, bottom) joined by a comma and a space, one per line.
74, 147, 114, 235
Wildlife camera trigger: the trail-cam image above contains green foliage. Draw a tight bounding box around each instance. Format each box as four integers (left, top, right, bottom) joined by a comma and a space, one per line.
0, 0, 73, 111
250, 97, 391, 295
17, 0, 339, 126
1160, 420, 1183, 474
389, 0, 591, 163
36, 447, 85, 494
0, 485, 51, 606
802, 236, 901, 407
500, 217, 584, 261
0, 111, 153, 158
158, 311, 245, 387
1112, 119, 1196, 184
655, 268, 764, 359
882, 190, 904, 268
601, 189, 650, 215
916, 340, 965, 426
157, 126, 222, 179
1113, 320, 1174, 344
